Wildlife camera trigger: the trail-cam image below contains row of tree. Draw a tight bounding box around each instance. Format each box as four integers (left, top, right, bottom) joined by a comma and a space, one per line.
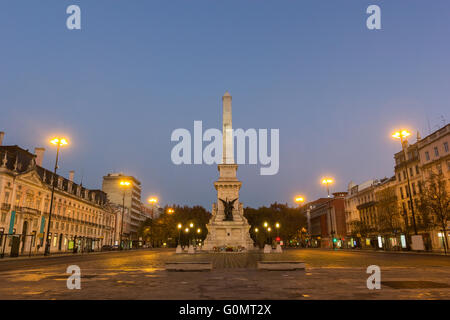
137, 202, 308, 248
350, 172, 449, 251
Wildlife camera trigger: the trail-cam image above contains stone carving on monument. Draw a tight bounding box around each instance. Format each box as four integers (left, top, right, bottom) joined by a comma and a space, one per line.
203, 92, 255, 251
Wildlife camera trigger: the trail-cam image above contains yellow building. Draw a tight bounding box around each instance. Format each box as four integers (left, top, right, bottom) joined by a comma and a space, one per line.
0, 134, 117, 257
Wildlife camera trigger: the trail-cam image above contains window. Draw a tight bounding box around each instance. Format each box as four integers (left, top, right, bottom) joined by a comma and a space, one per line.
444, 142, 449, 153
403, 171, 407, 180
415, 165, 420, 175
437, 164, 442, 174
425, 151, 430, 161
412, 182, 416, 196
397, 173, 401, 182
434, 147, 439, 157
400, 187, 404, 199
409, 167, 414, 177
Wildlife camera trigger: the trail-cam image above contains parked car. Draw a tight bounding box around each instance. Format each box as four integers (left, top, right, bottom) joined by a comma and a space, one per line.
101, 245, 112, 251
111, 245, 120, 251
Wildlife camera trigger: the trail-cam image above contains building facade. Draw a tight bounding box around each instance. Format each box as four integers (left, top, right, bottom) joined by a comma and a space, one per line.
102, 173, 147, 241
308, 192, 347, 248
0, 134, 117, 257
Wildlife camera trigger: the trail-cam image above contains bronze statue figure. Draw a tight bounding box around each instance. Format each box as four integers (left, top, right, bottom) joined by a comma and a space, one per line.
219, 198, 237, 221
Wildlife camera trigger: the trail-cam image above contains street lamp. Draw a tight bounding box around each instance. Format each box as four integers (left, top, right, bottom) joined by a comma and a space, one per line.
148, 197, 158, 218
44, 137, 68, 256
321, 178, 334, 198
322, 178, 335, 249
295, 196, 305, 205
177, 223, 182, 245
392, 129, 418, 236
119, 180, 131, 250
167, 208, 175, 214
267, 227, 272, 245
184, 227, 190, 247
275, 222, 280, 236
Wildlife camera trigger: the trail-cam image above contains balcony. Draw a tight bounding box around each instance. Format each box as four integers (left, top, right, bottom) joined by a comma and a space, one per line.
20, 207, 41, 215
1, 203, 11, 211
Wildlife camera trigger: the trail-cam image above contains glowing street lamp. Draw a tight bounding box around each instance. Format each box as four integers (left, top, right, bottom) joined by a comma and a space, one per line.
189, 222, 194, 228
119, 180, 131, 250
275, 222, 280, 241
295, 196, 305, 204
392, 129, 418, 235
177, 223, 182, 245
321, 178, 334, 198
254, 228, 259, 233
44, 137, 69, 256
167, 208, 175, 214
263, 222, 268, 228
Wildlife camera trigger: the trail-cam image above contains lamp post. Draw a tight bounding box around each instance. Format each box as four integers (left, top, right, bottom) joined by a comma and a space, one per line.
177, 223, 182, 245
197, 228, 201, 246
184, 227, 190, 247
263, 222, 269, 245
44, 137, 68, 256
392, 130, 418, 235
119, 180, 131, 250
322, 178, 335, 249
148, 197, 158, 218
275, 222, 280, 239
267, 227, 272, 245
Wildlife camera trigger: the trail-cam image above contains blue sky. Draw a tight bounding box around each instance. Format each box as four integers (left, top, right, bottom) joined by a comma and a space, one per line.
1, 1, 449, 208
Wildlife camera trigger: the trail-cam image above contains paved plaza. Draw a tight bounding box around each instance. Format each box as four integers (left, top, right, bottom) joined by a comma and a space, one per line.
0, 248, 449, 299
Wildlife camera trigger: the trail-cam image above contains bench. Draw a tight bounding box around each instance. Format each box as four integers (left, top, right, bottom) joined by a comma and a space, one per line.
257, 261, 305, 271
165, 261, 213, 271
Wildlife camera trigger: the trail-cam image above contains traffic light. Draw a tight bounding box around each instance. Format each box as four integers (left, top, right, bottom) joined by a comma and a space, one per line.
333, 238, 337, 243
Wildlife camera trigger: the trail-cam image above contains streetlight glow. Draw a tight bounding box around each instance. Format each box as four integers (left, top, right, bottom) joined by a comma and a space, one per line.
167, 208, 175, 214
392, 130, 411, 139
275, 222, 280, 229
263, 222, 268, 228
148, 197, 158, 204
50, 137, 68, 146
119, 181, 131, 187
255, 228, 259, 233
177, 223, 182, 229
189, 222, 194, 228
295, 196, 305, 203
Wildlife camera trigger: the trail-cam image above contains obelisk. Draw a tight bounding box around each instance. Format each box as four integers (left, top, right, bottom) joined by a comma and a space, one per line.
222, 92, 234, 164
203, 92, 254, 251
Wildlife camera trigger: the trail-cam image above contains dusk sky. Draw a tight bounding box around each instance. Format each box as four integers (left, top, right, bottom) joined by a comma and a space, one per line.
1, 1, 449, 209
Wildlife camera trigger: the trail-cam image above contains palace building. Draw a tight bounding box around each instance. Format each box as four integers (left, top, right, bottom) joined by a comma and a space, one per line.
0, 132, 117, 257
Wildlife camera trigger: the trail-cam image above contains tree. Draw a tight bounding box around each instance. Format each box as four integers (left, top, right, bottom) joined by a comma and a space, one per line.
138, 205, 211, 247
417, 172, 450, 253
244, 202, 307, 247
375, 186, 402, 236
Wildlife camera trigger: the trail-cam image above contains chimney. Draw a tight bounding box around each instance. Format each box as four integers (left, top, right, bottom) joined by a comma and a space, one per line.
0, 132, 4, 146
34, 147, 45, 166
69, 170, 74, 182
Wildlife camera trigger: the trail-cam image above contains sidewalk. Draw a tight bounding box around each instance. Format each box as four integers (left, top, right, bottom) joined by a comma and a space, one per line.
0, 248, 144, 262
315, 247, 449, 257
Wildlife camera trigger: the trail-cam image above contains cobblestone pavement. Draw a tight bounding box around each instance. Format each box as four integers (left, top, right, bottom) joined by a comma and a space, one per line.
0, 248, 449, 299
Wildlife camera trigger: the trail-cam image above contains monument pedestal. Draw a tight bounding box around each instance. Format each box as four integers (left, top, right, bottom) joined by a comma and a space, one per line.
203, 92, 255, 251
202, 164, 254, 251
